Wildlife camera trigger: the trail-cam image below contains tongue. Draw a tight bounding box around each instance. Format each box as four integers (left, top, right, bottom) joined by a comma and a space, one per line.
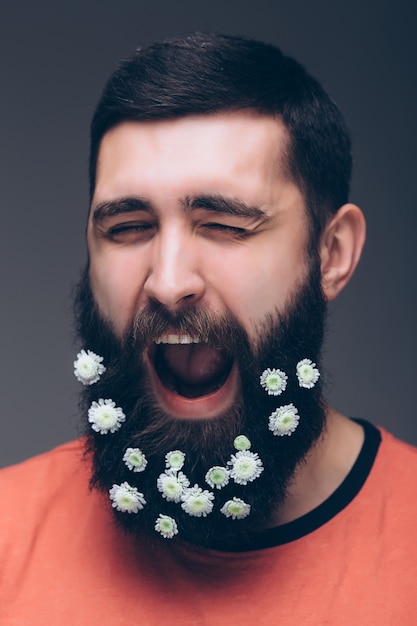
160, 344, 231, 386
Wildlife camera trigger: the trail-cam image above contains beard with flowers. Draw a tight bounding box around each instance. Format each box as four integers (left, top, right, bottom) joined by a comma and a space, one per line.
74, 251, 327, 550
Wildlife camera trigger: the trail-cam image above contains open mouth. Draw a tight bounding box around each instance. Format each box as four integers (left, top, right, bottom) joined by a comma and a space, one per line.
147, 334, 237, 418
153, 335, 233, 398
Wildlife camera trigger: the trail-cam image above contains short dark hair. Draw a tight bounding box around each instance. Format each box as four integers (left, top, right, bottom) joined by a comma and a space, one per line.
90, 32, 352, 242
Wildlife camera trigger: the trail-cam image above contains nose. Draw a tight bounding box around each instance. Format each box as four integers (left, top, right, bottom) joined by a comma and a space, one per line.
143, 227, 206, 309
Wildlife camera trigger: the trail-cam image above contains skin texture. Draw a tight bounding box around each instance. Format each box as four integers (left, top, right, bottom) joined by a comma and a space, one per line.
87, 111, 367, 524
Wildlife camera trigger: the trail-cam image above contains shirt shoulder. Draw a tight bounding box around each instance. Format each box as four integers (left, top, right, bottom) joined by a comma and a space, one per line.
0, 440, 91, 535
377, 426, 417, 467
0, 439, 86, 487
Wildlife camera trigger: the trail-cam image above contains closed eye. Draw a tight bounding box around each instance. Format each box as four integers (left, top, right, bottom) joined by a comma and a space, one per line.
200, 222, 249, 238
106, 222, 155, 243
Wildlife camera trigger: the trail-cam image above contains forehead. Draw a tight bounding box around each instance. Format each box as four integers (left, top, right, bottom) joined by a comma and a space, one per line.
92, 113, 292, 206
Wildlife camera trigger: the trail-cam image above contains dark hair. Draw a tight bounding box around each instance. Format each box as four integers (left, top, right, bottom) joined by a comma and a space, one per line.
90, 32, 352, 241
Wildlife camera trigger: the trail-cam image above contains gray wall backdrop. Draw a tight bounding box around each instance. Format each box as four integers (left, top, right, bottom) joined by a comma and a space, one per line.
1, 0, 416, 468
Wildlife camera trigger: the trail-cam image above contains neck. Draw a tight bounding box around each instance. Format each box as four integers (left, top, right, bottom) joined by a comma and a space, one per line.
270, 408, 364, 526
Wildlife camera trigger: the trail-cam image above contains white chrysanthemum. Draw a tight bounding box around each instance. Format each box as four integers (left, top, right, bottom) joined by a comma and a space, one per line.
123, 447, 147, 472
157, 470, 190, 502
220, 497, 251, 520
165, 450, 185, 470
88, 399, 126, 434
74, 349, 105, 385
155, 514, 178, 539
229, 450, 264, 485
181, 485, 214, 517
205, 466, 230, 490
233, 435, 251, 451
109, 482, 146, 513
260, 368, 288, 395
296, 358, 320, 389
269, 403, 300, 436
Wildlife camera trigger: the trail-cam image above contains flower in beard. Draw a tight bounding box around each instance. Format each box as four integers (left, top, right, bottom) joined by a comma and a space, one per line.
155, 514, 178, 539
181, 485, 215, 517
296, 358, 320, 389
205, 466, 230, 490
269, 404, 300, 436
74, 349, 105, 385
260, 368, 288, 395
88, 398, 125, 434
228, 450, 264, 485
109, 482, 146, 513
123, 447, 148, 472
220, 497, 251, 520
165, 450, 185, 470
233, 435, 251, 451
157, 470, 190, 503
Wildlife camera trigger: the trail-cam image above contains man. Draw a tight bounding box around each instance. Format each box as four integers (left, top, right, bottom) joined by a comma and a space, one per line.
1, 33, 416, 623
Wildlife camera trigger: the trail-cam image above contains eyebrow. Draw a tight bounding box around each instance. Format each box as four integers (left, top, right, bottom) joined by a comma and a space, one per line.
91, 194, 268, 225
184, 194, 268, 219
92, 197, 154, 224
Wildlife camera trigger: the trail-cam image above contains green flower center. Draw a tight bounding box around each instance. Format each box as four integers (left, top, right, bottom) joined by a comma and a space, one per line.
267, 374, 281, 389
234, 435, 251, 451
191, 497, 206, 511
166, 480, 180, 495
228, 503, 242, 515
212, 469, 225, 483
236, 459, 255, 477
300, 366, 313, 381
129, 453, 144, 467
168, 453, 184, 468
101, 410, 115, 423
160, 519, 173, 531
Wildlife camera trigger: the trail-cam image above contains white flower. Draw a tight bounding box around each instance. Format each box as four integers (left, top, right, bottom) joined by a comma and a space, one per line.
260, 368, 288, 395
181, 485, 214, 517
229, 450, 264, 485
165, 450, 185, 470
123, 447, 147, 472
155, 514, 178, 539
269, 403, 300, 436
296, 358, 320, 389
220, 497, 251, 520
157, 470, 190, 502
205, 466, 230, 490
109, 482, 146, 513
233, 435, 251, 451
88, 398, 126, 434
74, 349, 105, 385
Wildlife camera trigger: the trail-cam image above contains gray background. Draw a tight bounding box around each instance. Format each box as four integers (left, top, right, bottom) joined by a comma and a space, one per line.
1, 0, 416, 468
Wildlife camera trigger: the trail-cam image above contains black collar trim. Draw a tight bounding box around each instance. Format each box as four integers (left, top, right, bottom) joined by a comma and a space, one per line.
215, 419, 381, 552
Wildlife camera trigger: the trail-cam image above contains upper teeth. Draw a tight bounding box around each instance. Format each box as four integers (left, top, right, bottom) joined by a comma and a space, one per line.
155, 334, 200, 345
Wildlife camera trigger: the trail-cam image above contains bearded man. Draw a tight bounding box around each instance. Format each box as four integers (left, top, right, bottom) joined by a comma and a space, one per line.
1, 33, 416, 624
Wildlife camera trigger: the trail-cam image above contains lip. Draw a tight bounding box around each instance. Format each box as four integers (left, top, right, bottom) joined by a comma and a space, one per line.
145, 350, 239, 420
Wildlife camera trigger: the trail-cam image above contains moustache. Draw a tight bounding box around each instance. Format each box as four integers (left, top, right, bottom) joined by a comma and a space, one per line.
125, 300, 252, 359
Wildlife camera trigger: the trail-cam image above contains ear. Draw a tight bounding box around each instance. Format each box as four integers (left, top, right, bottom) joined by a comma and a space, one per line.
319, 203, 366, 301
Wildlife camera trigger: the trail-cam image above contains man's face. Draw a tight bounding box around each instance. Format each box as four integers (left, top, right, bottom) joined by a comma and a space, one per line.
87, 113, 311, 422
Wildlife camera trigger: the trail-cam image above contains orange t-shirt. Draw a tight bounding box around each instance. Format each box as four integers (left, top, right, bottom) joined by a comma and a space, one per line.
1, 423, 416, 625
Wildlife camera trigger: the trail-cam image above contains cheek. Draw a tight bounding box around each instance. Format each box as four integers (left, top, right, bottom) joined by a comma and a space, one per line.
88, 256, 145, 333
209, 250, 306, 335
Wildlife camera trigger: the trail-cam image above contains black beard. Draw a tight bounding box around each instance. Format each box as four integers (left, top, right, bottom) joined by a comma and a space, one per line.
74, 256, 327, 550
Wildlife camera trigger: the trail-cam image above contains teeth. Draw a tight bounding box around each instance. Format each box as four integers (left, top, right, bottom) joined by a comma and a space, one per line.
155, 334, 200, 345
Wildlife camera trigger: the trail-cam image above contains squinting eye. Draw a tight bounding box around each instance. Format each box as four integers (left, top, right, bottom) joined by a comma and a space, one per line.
110, 223, 152, 234
202, 223, 248, 236
204, 222, 246, 234
107, 222, 155, 242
